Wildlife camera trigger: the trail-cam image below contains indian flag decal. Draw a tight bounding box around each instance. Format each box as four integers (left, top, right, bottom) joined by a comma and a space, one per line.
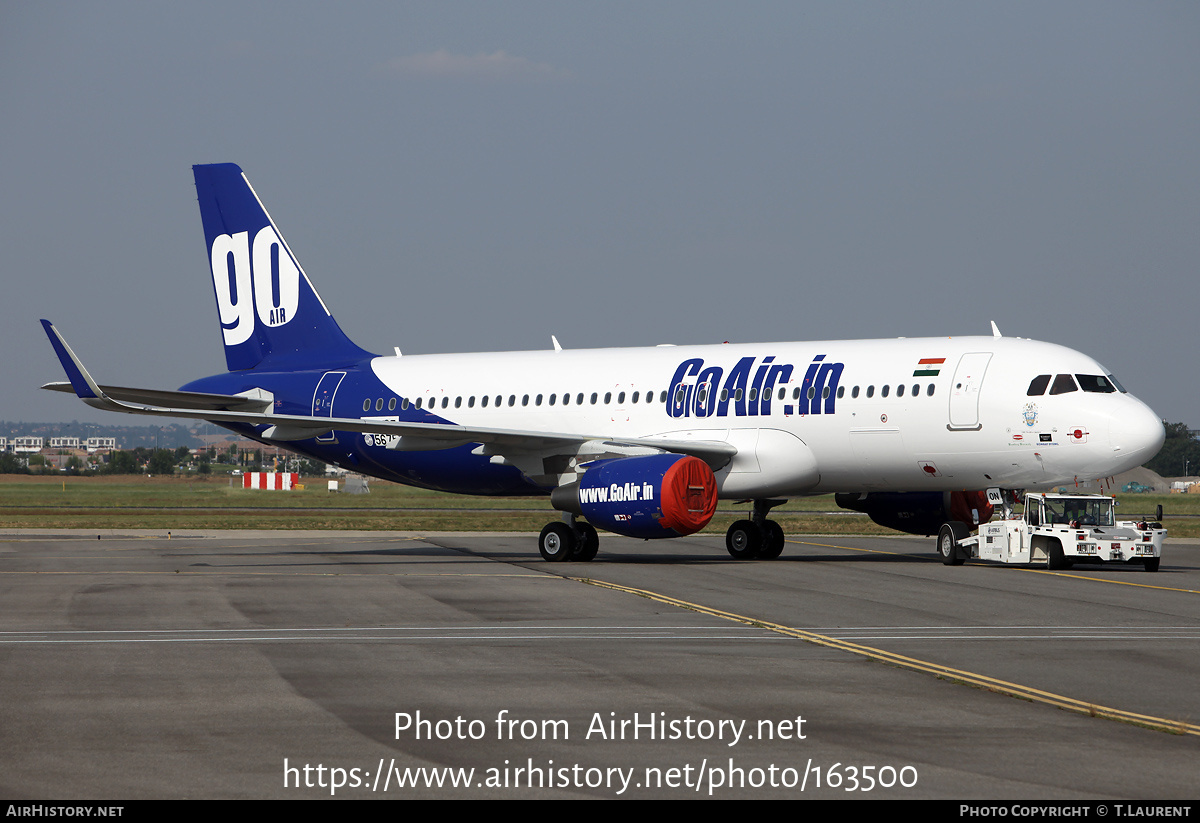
913, 357, 945, 377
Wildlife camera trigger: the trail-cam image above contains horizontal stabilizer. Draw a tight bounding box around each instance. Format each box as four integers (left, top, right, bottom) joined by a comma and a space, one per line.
41, 382, 273, 413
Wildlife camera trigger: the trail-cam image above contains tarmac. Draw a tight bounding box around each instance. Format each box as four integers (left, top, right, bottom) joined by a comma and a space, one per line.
1, 529, 1197, 799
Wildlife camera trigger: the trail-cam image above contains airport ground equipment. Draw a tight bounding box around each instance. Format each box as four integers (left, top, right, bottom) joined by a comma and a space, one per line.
937, 492, 1165, 571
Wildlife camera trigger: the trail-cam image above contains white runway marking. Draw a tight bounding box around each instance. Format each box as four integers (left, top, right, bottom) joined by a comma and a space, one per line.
0, 625, 782, 644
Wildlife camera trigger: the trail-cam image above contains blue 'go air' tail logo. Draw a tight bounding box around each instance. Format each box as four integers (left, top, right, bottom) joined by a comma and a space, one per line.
210, 226, 299, 346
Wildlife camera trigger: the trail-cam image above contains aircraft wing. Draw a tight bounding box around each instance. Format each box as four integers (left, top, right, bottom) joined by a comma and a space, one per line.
40, 320, 737, 470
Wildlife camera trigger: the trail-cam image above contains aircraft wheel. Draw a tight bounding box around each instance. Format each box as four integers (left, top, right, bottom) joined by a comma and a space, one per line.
726, 520, 762, 560
758, 520, 785, 559
539, 522, 576, 562
937, 522, 967, 566
575, 523, 599, 562
1144, 557, 1160, 573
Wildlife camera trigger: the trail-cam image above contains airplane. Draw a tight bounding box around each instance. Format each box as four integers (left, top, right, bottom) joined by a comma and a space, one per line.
41, 163, 1166, 562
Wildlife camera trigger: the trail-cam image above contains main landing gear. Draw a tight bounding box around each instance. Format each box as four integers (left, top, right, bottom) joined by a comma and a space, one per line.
725, 499, 787, 560
538, 514, 599, 562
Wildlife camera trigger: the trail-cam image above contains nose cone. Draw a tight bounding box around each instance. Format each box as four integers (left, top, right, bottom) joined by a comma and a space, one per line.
1110, 399, 1165, 472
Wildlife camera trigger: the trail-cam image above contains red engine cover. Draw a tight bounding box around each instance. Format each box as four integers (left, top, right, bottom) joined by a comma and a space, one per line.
658, 455, 719, 535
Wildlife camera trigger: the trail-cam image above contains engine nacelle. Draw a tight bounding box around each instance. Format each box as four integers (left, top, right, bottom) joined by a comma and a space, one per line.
551, 454, 719, 539
835, 490, 994, 536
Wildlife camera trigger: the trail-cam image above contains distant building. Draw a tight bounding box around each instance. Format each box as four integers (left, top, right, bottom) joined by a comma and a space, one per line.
42, 454, 84, 471
12, 437, 44, 454
50, 437, 81, 449
86, 437, 117, 452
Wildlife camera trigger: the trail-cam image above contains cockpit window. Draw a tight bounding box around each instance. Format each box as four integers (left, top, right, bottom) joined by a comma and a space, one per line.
1107, 373, 1128, 393
1027, 375, 1051, 396
1049, 374, 1078, 395
1076, 374, 1117, 393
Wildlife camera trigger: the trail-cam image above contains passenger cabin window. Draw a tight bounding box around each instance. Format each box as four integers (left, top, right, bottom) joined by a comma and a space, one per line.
363, 399, 370, 412
866, 386, 874, 398
881, 385, 890, 398
926, 383, 935, 396
1049, 374, 1078, 395
851, 386, 859, 398
388, 398, 396, 411
1027, 374, 1051, 396
897, 384, 905, 397
837, 386, 845, 399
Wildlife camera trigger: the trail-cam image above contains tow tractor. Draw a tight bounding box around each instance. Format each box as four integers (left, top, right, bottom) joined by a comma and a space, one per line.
937, 491, 1165, 571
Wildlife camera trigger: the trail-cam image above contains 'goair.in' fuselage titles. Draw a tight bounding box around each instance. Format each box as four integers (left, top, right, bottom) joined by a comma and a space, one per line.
666, 354, 842, 419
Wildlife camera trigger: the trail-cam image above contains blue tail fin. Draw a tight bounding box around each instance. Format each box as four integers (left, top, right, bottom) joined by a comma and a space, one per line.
194, 163, 374, 372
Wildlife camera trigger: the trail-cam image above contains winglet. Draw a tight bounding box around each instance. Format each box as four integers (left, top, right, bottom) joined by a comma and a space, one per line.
40, 319, 105, 399
990, 320, 1002, 338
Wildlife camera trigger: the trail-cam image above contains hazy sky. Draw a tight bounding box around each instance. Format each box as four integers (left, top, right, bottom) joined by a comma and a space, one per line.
2, 2, 1196, 425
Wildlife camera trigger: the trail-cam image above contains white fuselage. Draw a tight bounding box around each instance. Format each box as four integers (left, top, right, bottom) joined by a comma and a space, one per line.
365, 335, 1163, 497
